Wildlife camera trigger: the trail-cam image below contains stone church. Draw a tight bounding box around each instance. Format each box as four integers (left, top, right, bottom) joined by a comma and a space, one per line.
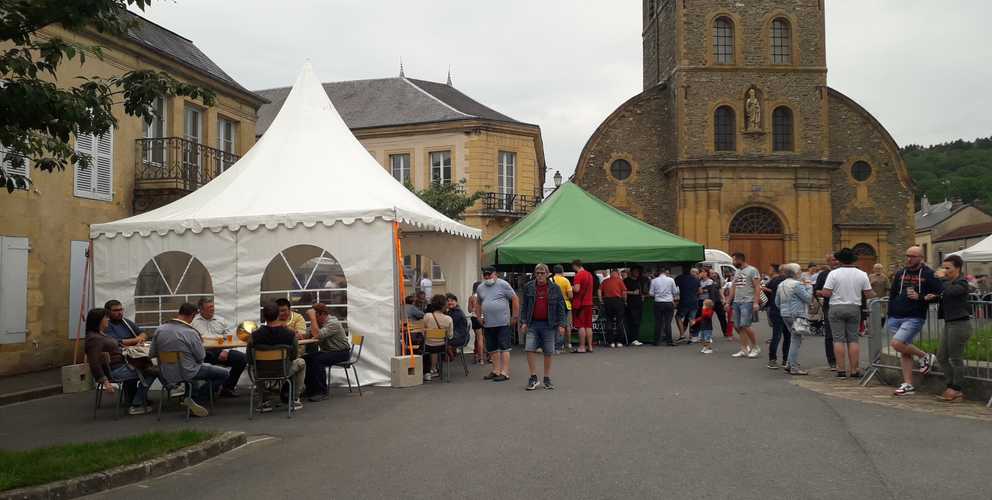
574, 0, 914, 273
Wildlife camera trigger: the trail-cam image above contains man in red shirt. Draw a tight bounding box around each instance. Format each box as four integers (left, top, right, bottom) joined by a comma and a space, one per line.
600, 269, 628, 347
571, 259, 595, 352
520, 263, 567, 390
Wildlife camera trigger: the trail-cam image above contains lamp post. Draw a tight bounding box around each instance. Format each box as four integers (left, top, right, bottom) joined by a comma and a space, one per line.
553, 170, 562, 188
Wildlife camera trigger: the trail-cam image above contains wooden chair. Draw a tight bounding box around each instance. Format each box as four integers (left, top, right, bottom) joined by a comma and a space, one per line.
156, 351, 214, 421
330, 335, 365, 395
424, 329, 449, 383
248, 345, 295, 419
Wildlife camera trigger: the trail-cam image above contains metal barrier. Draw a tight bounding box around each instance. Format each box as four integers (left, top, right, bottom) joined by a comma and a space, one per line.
861, 298, 992, 407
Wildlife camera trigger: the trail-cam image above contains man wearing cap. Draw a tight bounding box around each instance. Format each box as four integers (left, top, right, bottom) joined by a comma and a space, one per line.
474, 267, 519, 382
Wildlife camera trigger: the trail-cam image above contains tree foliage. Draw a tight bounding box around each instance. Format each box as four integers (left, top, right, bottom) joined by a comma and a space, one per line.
901, 136, 992, 210
408, 179, 483, 221
0, 0, 216, 192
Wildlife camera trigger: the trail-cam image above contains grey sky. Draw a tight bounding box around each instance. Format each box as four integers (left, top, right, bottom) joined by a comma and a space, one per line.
139, 1, 992, 186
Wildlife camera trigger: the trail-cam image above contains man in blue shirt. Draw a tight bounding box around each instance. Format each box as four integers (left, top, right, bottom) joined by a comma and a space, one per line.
104, 299, 145, 343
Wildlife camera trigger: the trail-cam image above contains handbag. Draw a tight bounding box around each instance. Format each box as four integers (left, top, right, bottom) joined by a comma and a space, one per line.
792, 317, 810, 335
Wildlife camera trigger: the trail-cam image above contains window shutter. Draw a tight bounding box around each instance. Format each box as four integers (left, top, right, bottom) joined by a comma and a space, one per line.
73, 130, 113, 201
0, 146, 30, 188
0, 236, 29, 343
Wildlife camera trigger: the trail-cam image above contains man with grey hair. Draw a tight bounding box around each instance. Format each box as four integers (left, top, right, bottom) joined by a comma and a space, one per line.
519, 263, 567, 390
192, 297, 246, 397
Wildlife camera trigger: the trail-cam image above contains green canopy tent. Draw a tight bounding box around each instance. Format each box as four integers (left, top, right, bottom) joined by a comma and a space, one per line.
483, 182, 704, 269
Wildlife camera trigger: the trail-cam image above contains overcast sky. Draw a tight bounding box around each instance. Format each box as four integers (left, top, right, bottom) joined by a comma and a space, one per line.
139, 1, 992, 187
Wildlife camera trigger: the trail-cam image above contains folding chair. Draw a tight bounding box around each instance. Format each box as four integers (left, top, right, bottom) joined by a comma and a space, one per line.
331, 335, 365, 394
452, 338, 470, 377
156, 351, 214, 421
248, 345, 296, 419
91, 353, 125, 420
423, 329, 449, 383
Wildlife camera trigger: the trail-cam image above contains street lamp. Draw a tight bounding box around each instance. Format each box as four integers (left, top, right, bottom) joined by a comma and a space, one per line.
553, 170, 562, 187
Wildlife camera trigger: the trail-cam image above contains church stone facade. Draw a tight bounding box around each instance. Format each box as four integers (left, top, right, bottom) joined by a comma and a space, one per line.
575, 0, 914, 272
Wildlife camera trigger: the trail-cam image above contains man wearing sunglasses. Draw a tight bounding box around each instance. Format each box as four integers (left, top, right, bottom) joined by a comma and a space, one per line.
888, 246, 943, 396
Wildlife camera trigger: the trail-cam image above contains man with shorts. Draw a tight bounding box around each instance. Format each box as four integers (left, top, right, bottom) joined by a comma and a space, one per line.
571, 260, 595, 353
475, 267, 519, 382
888, 245, 943, 396
727, 252, 761, 358
520, 264, 567, 390
674, 268, 701, 343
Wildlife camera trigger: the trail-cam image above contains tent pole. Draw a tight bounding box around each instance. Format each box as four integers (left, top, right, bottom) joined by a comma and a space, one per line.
393, 221, 415, 369
72, 240, 93, 365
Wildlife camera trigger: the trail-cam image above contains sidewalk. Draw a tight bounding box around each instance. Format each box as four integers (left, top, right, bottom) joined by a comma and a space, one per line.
0, 367, 63, 406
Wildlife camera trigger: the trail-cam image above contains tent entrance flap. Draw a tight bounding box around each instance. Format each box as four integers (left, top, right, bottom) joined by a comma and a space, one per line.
482, 183, 704, 267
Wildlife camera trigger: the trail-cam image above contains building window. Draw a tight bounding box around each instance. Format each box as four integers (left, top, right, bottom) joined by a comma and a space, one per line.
431, 261, 444, 281
0, 236, 29, 344
261, 245, 348, 323
430, 150, 451, 185
183, 105, 202, 175
390, 153, 411, 185
73, 130, 114, 201
729, 207, 784, 234
134, 251, 213, 333
851, 161, 872, 182
143, 97, 166, 166
610, 159, 632, 181
772, 106, 794, 152
0, 145, 30, 190
713, 17, 735, 64
771, 18, 792, 64
714, 106, 736, 151
217, 118, 237, 171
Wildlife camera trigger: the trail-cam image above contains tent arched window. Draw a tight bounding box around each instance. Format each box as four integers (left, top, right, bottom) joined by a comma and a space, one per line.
134, 251, 213, 332
260, 245, 348, 322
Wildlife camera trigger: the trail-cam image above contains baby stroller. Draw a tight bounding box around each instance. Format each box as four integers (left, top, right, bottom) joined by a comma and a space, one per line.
807, 297, 825, 336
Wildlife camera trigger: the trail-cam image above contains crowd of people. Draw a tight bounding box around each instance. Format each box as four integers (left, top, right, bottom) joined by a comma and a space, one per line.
85, 297, 354, 417
412, 246, 977, 402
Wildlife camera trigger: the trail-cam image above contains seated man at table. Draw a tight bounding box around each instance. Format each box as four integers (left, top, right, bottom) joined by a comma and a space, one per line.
275, 298, 307, 338
301, 304, 351, 402
252, 303, 305, 412
405, 295, 425, 321
150, 303, 229, 417
191, 298, 246, 398
104, 300, 146, 345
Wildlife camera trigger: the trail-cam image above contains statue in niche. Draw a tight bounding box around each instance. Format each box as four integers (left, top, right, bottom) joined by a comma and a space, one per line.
745, 88, 761, 131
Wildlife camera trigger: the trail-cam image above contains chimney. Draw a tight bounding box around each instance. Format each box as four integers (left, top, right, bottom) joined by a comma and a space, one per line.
921, 194, 930, 214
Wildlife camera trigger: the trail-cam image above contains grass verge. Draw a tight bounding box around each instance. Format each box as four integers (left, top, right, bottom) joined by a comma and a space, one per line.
0, 430, 215, 492
916, 327, 992, 363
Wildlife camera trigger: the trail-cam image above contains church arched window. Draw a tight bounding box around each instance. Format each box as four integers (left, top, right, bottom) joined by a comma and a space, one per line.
771, 18, 792, 64
772, 106, 794, 151
713, 17, 735, 64
260, 245, 348, 323
729, 207, 784, 235
714, 106, 736, 151
134, 251, 213, 332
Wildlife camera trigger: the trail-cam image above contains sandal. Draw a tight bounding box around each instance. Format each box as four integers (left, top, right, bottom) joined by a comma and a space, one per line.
849, 371, 864, 378
935, 394, 964, 403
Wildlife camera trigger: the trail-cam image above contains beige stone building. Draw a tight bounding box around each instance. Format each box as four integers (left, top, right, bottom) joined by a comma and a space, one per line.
255, 75, 546, 294
914, 195, 992, 272
0, 14, 264, 376
575, 0, 914, 274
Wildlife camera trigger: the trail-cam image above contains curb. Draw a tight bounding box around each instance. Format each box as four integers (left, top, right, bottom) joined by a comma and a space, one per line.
0, 431, 247, 500
0, 385, 62, 407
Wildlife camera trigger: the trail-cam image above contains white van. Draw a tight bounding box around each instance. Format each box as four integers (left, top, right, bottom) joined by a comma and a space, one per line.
700, 249, 737, 279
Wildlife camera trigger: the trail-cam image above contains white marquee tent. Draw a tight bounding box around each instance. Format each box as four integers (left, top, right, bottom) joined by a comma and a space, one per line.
90, 63, 482, 386
951, 235, 992, 262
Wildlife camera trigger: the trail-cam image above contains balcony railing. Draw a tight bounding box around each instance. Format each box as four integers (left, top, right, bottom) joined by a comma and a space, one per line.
134, 137, 239, 192
481, 191, 540, 216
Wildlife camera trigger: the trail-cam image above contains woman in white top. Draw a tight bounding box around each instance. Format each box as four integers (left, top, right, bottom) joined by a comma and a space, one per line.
423, 294, 453, 381
821, 248, 876, 377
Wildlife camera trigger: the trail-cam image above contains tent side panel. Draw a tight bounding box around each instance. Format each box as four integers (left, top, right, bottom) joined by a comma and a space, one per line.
236, 221, 396, 387
402, 232, 480, 308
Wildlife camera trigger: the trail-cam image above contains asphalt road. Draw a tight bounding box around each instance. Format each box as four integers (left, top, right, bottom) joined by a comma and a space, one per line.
2, 325, 990, 500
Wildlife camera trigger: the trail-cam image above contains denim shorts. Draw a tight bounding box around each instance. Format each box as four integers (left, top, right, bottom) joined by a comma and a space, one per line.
524, 321, 556, 356
887, 316, 925, 344
732, 302, 754, 327
484, 325, 513, 353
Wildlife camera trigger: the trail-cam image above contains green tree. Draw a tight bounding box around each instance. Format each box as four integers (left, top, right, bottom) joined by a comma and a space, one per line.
408, 179, 483, 221
902, 136, 992, 209
0, 0, 216, 192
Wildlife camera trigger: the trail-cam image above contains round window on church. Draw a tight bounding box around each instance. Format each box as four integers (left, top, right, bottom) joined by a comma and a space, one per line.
610, 159, 632, 181
851, 161, 872, 182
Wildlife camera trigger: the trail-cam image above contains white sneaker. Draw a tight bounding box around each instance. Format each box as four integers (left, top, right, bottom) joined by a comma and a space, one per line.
618, 343, 625, 348
170, 387, 186, 398
748, 347, 762, 358
292, 398, 304, 411
701, 347, 713, 354
689, 337, 700, 344
631, 340, 644, 346
181, 397, 208, 417
731, 349, 748, 358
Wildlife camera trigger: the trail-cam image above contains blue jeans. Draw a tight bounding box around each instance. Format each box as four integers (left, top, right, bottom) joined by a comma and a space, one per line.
700, 329, 713, 343
192, 364, 229, 404
525, 321, 556, 356
887, 316, 926, 344
783, 316, 803, 369
732, 302, 754, 327
109, 363, 148, 407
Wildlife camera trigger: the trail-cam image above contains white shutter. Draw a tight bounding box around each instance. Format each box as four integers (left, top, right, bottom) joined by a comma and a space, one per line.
0, 145, 30, 189
73, 130, 113, 201
0, 236, 29, 343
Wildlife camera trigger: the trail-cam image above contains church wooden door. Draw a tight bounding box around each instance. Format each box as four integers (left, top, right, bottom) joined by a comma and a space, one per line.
728, 207, 785, 275
853, 243, 878, 273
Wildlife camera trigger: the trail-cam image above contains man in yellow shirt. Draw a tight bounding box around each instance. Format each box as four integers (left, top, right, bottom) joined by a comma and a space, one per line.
552, 265, 573, 353
275, 298, 308, 338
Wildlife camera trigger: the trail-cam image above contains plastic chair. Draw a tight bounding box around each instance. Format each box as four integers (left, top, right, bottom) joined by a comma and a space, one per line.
424, 329, 449, 383
248, 345, 296, 419
452, 338, 470, 377
91, 353, 126, 420
331, 335, 365, 394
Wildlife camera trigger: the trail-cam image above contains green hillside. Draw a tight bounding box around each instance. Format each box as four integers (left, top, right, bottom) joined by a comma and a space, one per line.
901, 136, 992, 209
